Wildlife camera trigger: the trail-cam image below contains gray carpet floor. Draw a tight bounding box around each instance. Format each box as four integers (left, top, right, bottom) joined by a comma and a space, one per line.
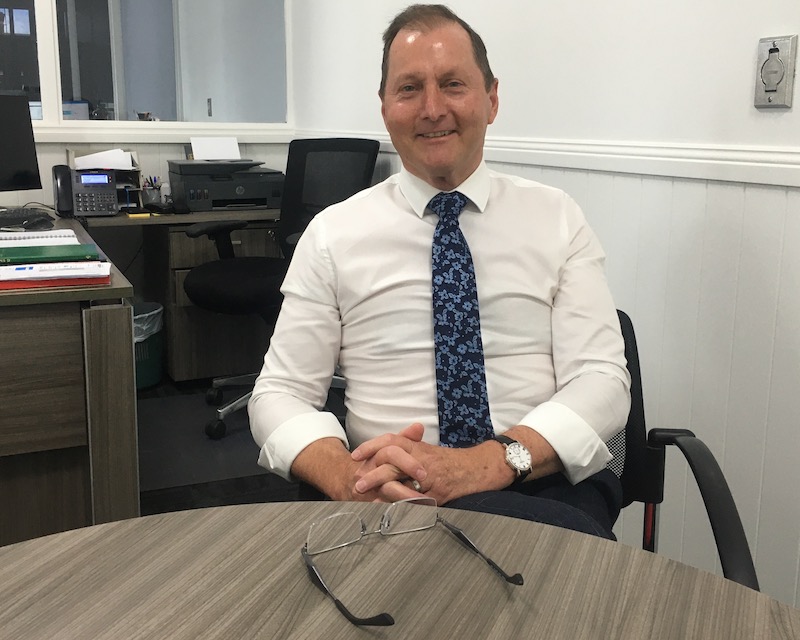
137, 392, 266, 492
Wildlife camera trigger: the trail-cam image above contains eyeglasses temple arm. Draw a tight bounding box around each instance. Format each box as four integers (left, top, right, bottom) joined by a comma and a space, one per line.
301, 547, 395, 626
438, 518, 524, 586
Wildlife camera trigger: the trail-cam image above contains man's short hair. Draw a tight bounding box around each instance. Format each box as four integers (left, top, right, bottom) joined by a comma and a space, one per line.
379, 4, 495, 98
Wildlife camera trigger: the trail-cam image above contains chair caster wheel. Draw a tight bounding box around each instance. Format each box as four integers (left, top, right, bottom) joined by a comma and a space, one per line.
206, 388, 223, 406
205, 419, 227, 440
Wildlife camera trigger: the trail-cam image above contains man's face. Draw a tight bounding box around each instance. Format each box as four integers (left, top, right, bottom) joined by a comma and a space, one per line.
381, 23, 498, 192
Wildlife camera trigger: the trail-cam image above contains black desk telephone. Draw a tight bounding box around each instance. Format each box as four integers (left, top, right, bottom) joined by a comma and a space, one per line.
53, 164, 118, 217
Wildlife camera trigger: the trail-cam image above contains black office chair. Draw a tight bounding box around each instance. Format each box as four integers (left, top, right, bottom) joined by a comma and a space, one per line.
609, 309, 758, 590
297, 309, 759, 590
183, 137, 380, 439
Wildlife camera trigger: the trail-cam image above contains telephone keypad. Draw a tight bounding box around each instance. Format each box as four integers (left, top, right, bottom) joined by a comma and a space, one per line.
75, 191, 117, 214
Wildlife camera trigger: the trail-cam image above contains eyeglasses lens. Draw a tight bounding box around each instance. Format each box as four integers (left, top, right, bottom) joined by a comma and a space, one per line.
381, 497, 437, 535
307, 512, 363, 555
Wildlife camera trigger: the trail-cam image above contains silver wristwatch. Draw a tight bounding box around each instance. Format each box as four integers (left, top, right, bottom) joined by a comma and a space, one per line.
494, 435, 532, 484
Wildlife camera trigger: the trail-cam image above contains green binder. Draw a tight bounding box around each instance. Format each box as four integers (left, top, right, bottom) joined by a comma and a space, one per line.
0, 243, 100, 264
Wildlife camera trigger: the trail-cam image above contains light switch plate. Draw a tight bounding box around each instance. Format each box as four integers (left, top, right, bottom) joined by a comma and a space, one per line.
754, 35, 797, 108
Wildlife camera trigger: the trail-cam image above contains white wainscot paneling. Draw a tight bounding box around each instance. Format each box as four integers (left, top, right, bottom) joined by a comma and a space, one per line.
487, 157, 800, 608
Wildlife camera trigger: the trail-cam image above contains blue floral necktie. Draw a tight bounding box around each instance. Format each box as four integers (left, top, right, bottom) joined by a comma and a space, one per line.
430, 191, 494, 447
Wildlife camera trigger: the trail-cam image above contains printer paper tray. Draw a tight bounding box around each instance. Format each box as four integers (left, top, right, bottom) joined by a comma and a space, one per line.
211, 199, 269, 209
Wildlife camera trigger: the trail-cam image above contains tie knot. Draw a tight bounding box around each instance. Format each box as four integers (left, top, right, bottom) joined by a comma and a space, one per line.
429, 191, 467, 222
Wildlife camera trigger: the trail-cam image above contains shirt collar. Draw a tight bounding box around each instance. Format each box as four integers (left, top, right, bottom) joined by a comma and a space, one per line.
399, 162, 491, 218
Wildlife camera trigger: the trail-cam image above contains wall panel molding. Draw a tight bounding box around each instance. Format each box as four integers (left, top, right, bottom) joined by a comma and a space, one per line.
300, 129, 800, 188
484, 137, 800, 188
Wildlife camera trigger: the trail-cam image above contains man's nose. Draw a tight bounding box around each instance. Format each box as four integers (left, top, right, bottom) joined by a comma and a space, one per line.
421, 87, 446, 120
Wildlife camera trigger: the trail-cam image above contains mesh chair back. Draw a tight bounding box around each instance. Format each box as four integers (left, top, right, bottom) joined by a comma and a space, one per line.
605, 309, 648, 508
278, 138, 380, 259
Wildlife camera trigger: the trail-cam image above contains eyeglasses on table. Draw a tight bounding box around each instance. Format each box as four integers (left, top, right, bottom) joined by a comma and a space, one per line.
300, 497, 524, 627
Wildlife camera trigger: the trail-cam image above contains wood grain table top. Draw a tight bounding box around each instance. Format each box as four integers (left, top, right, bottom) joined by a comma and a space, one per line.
1, 501, 797, 639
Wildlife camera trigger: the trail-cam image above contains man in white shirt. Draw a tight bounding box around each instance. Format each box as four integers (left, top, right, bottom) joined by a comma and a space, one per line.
249, 4, 631, 538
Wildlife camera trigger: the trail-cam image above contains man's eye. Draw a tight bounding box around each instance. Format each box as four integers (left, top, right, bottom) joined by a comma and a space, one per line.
400, 85, 417, 93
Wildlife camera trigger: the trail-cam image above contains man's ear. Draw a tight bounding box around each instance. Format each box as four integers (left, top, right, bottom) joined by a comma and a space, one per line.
487, 78, 499, 125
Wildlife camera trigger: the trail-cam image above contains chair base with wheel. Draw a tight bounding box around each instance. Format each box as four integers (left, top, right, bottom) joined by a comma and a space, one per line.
203, 373, 258, 439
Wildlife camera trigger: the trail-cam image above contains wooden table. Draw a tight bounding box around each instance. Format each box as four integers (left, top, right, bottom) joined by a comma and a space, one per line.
1, 501, 797, 639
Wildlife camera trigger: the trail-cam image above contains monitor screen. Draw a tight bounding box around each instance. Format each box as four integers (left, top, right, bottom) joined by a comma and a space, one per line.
0, 94, 42, 193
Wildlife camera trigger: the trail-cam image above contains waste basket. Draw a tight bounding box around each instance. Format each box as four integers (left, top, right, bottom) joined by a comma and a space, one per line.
133, 302, 164, 390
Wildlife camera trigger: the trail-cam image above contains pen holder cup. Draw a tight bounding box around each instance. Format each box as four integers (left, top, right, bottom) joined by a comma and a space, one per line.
141, 188, 161, 205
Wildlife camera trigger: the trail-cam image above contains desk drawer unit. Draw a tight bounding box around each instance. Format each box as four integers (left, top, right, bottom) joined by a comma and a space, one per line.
0, 303, 86, 454
0, 304, 90, 545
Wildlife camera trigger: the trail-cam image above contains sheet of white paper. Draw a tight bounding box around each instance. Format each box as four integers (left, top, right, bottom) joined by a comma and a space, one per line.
74, 149, 134, 170
0, 230, 79, 247
190, 137, 241, 160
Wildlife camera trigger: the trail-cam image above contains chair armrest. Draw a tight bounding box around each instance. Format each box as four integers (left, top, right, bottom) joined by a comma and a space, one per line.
185, 219, 250, 239
185, 220, 250, 259
648, 428, 759, 591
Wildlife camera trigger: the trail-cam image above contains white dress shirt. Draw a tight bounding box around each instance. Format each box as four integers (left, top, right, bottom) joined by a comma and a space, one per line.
249, 162, 631, 485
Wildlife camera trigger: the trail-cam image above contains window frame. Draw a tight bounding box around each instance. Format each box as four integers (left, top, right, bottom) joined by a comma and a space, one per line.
31, 0, 294, 144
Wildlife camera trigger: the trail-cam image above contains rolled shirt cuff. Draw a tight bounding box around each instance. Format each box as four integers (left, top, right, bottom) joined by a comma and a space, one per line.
516, 400, 612, 485
258, 411, 349, 482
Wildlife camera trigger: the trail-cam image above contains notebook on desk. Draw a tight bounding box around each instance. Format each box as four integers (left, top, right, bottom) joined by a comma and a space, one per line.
0, 229, 79, 247
0, 229, 111, 289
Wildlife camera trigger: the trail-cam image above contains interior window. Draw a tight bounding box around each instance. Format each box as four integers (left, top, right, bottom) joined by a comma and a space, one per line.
0, 2, 41, 116
55, 0, 287, 123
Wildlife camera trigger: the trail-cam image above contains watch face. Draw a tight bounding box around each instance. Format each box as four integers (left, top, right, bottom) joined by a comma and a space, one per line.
506, 442, 532, 472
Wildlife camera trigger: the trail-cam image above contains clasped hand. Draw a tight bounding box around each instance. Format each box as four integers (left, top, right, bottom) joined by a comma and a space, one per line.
349, 423, 486, 504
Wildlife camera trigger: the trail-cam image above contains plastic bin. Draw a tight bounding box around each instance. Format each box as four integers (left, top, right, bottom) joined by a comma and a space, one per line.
133, 302, 164, 390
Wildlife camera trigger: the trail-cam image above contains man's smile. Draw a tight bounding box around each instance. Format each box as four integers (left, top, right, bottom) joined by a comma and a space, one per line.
420, 130, 455, 138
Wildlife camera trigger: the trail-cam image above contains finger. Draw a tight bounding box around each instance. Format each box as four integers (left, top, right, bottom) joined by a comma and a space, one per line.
351, 423, 425, 461
397, 422, 425, 441
354, 464, 405, 494
353, 447, 426, 494
375, 479, 424, 503
350, 434, 401, 461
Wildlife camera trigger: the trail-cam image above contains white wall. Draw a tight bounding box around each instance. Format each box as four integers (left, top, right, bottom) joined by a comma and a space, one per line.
291, 0, 800, 187
292, 0, 800, 148
289, 0, 800, 608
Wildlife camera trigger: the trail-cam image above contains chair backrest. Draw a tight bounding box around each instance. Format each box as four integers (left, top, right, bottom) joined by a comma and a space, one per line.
278, 138, 380, 259
605, 309, 649, 508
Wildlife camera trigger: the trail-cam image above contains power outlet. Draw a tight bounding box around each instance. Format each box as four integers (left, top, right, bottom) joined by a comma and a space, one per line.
754, 35, 797, 108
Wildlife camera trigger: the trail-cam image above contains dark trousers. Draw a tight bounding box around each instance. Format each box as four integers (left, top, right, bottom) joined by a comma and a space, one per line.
445, 469, 623, 540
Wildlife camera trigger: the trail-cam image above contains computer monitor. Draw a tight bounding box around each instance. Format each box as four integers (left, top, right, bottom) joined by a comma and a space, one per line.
0, 94, 42, 193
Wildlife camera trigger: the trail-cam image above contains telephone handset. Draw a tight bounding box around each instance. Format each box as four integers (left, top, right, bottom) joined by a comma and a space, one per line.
52, 165, 118, 217
52, 164, 74, 217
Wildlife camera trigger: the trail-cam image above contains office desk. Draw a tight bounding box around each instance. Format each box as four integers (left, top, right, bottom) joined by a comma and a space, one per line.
0, 219, 139, 546
84, 208, 279, 228
0, 501, 797, 640
87, 209, 281, 381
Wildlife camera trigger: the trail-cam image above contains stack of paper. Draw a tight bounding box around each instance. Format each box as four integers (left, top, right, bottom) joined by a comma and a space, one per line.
0, 230, 111, 290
